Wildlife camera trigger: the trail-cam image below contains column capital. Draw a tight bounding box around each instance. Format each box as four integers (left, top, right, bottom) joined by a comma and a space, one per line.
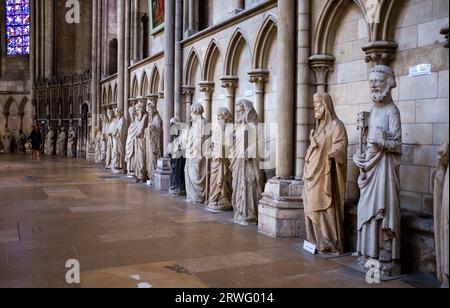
158, 92, 164, 100
146, 94, 159, 103
198, 81, 215, 93
309, 54, 335, 93
181, 85, 195, 96
221, 76, 239, 89
440, 25, 449, 48
362, 41, 398, 65
248, 69, 270, 84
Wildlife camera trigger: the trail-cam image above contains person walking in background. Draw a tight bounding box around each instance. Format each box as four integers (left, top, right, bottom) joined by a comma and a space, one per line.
29, 126, 42, 160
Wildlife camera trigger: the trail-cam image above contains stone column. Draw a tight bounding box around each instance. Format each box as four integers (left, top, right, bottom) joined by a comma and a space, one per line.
182, 86, 195, 124
155, 0, 175, 192
124, 0, 131, 121
96, 0, 103, 126
175, 0, 183, 120
186, 0, 197, 36
231, 0, 244, 15
132, 0, 140, 62
248, 69, 269, 122
30, 0, 36, 90
91, 0, 98, 140
221, 76, 239, 117
117, 0, 126, 113
362, 41, 398, 67
44, 0, 54, 79
199, 81, 214, 122
258, 0, 305, 239
309, 55, 335, 95
296, 0, 311, 180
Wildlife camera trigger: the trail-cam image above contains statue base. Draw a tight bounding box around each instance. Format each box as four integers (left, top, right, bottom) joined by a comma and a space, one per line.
258, 178, 306, 238
86, 151, 95, 162
154, 158, 171, 192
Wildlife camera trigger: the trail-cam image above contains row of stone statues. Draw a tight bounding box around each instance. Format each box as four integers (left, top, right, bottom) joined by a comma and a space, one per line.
44, 127, 78, 157
92, 65, 448, 282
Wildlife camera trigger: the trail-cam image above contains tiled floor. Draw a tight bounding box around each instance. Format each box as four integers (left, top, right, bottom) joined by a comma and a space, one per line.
0, 154, 437, 288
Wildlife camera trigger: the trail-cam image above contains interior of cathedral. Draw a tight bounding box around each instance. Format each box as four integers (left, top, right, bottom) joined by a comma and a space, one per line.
0, 0, 448, 290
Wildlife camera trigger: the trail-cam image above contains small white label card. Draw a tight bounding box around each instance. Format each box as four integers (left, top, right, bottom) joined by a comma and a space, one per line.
303, 240, 317, 255
409, 64, 431, 77
245, 90, 253, 97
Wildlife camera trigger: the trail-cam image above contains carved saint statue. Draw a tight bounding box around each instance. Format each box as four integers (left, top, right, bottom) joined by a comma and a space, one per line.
113, 108, 126, 172
67, 126, 77, 158
134, 100, 149, 182
207, 107, 233, 212
353, 65, 402, 276
145, 100, 163, 183
3, 130, 12, 154
104, 109, 115, 169
303, 93, 348, 255
168, 118, 186, 196
94, 127, 103, 164
57, 128, 67, 156
434, 135, 449, 288
45, 127, 55, 156
231, 100, 261, 225
185, 103, 207, 204
125, 105, 138, 175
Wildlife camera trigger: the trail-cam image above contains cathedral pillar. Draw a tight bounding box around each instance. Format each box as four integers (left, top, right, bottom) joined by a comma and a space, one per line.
231, 0, 244, 15
221, 76, 239, 118
124, 0, 131, 120
155, 0, 176, 192
132, 0, 140, 62
117, 0, 126, 113
258, 0, 305, 239
91, 0, 98, 140
175, 0, 183, 121
186, 0, 197, 36
182, 86, 195, 124
44, 0, 54, 79
199, 82, 214, 123
248, 69, 269, 123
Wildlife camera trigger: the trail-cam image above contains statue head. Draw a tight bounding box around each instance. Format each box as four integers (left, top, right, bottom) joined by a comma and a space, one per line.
235, 100, 259, 124
217, 107, 233, 124
191, 103, 204, 121
136, 101, 146, 116
313, 92, 337, 122
128, 105, 136, 121
369, 65, 397, 104
106, 108, 114, 120
146, 100, 157, 116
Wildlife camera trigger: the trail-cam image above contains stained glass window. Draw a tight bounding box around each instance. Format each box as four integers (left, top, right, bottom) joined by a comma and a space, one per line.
5, 0, 30, 56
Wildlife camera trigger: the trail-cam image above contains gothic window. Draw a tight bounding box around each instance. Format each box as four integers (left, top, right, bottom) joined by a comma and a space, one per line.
5, 0, 30, 56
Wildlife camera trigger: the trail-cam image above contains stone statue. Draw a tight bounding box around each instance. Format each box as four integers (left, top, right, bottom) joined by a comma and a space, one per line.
231, 100, 261, 226
185, 103, 207, 204
434, 134, 449, 288
67, 126, 77, 158
44, 127, 55, 156
112, 108, 126, 172
168, 118, 186, 196
57, 128, 67, 156
3, 130, 12, 154
207, 107, 233, 212
145, 100, 163, 184
104, 109, 115, 169
303, 93, 348, 255
134, 101, 149, 182
125, 105, 138, 175
353, 65, 402, 277
94, 127, 103, 164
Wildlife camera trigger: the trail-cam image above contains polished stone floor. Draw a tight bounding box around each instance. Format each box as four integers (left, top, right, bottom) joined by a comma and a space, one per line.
0, 154, 435, 288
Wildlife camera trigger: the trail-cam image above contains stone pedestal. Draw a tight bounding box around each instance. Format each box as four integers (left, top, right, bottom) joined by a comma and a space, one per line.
258, 178, 305, 239
154, 158, 171, 191
86, 151, 95, 163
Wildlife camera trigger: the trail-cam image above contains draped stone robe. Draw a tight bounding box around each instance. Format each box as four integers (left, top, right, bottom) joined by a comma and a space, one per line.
58, 131, 67, 156
125, 118, 138, 175
135, 112, 149, 181
146, 113, 163, 182
231, 122, 261, 225
113, 116, 126, 170
356, 101, 402, 262
303, 117, 348, 255
207, 122, 233, 212
185, 117, 207, 204
45, 130, 55, 156
434, 135, 449, 288
67, 129, 77, 158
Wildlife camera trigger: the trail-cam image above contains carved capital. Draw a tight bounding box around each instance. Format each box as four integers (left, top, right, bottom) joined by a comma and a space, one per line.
181, 85, 195, 97
248, 69, 269, 92
362, 41, 398, 65
158, 92, 164, 100
198, 81, 215, 93
440, 25, 449, 48
220, 76, 239, 89
309, 54, 335, 92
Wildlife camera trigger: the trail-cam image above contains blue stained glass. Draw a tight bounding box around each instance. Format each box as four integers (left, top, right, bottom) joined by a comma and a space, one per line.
5, 0, 30, 56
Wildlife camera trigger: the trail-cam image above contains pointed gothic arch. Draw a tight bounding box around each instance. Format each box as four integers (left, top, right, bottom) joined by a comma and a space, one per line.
224, 28, 252, 76
150, 65, 161, 94
202, 39, 222, 81
253, 15, 278, 69
184, 48, 201, 86
131, 74, 139, 98
140, 71, 149, 97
